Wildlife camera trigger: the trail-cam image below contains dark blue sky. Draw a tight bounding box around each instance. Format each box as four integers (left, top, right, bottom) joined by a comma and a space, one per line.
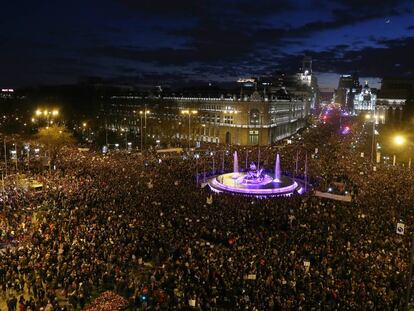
1, 0, 414, 89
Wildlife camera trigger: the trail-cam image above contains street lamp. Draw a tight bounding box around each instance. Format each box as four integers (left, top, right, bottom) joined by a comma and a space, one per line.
120, 128, 129, 149
365, 113, 378, 163
34, 109, 59, 126
394, 135, 406, 146
139, 110, 150, 151
398, 134, 414, 310
82, 122, 88, 140
181, 109, 198, 150
391, 134, 409, 166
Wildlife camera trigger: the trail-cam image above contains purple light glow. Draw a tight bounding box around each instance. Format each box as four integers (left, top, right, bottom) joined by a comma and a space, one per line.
208, 172, 299, 196
341, 126, 350, 135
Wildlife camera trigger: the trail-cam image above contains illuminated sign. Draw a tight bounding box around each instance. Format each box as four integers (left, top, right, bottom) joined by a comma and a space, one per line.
237, 78, 255, 83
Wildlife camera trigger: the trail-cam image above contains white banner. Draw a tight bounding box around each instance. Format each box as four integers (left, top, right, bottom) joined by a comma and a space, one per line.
314, 191, 352, 202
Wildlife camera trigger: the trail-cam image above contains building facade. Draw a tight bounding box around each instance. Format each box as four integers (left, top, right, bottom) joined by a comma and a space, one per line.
353, 82, 376, 112
101, 89, 310, 146
376, 77, 414, 124
100, 57, 317, 147
334, 74, 360, 111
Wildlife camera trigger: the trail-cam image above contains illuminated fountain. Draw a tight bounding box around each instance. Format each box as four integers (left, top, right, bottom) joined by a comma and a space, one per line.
208, 153, 302, 197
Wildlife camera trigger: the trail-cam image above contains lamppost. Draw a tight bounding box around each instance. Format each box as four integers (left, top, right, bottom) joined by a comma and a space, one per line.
34, 109, 59, 173
392, 134, 414, 310
145, 108, 150, 148
35, 109, 59, 127
139, 110, 150, 151
82, 122, 87, 140
3, 137, 7, 176
393, 134, 406, 166
181, 109, 198, 151
13, 143, 17, 172
365, 113, 384, 163
120, 128, 129, 150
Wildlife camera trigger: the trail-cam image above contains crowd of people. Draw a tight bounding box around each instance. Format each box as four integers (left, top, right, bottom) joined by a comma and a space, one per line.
1, 117, 414, 310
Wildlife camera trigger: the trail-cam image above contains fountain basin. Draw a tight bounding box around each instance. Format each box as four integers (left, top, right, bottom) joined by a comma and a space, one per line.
208, 172, 299, 196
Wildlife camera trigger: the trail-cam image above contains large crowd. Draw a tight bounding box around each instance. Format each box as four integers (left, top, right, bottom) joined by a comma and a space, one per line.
1, 118, 414, 310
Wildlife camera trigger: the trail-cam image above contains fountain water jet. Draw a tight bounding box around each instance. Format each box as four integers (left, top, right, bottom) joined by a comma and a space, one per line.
232, 151, 239, 178
274, 153, 281, 182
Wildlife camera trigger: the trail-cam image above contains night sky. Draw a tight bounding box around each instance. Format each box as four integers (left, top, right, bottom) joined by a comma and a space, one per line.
1, 0, 414, 89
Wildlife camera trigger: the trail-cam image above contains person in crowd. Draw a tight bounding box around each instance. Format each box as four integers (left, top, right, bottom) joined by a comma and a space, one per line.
0, 118, 411, 309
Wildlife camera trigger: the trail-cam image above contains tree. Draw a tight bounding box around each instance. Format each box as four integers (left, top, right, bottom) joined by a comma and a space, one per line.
36, 125, 75, 165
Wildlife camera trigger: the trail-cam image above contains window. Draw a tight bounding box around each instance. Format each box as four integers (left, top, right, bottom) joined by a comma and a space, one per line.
249, 130, 259, 145
224, 116, 233, 124
250, 109, 260, 125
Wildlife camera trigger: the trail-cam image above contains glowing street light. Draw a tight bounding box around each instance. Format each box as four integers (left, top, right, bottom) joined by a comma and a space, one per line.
181, 109, 198, 150
391, 134, 408, 167
34, 108, 60, 126
138, 110, 150, 151
394, 135, 406, 146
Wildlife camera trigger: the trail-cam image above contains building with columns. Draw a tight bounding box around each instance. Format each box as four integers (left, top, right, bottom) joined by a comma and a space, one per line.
100, 57, 317, 146
353, 82, 376, 112
101, 87, 310, 146
376, 77, 414, 124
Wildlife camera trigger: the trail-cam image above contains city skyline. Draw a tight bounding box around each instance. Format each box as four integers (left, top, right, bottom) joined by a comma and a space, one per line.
1, 0, 414, 89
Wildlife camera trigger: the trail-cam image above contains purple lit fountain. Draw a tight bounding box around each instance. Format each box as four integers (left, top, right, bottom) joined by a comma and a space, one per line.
208, 153, 301, 197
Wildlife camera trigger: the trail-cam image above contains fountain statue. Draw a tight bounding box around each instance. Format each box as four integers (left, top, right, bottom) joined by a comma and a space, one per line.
243, 163, 265, 183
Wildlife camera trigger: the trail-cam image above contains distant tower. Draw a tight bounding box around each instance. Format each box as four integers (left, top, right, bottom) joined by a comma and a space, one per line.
299, 56, 312, 87
302, 56, 312, 75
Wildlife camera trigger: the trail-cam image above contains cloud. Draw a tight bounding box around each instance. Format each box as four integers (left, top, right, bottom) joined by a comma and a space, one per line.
123, 0, 413, 71
117, 0, 294, 17
117, 0, 203, 17
3, 0, 414, 87
293, 36, 414, 77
